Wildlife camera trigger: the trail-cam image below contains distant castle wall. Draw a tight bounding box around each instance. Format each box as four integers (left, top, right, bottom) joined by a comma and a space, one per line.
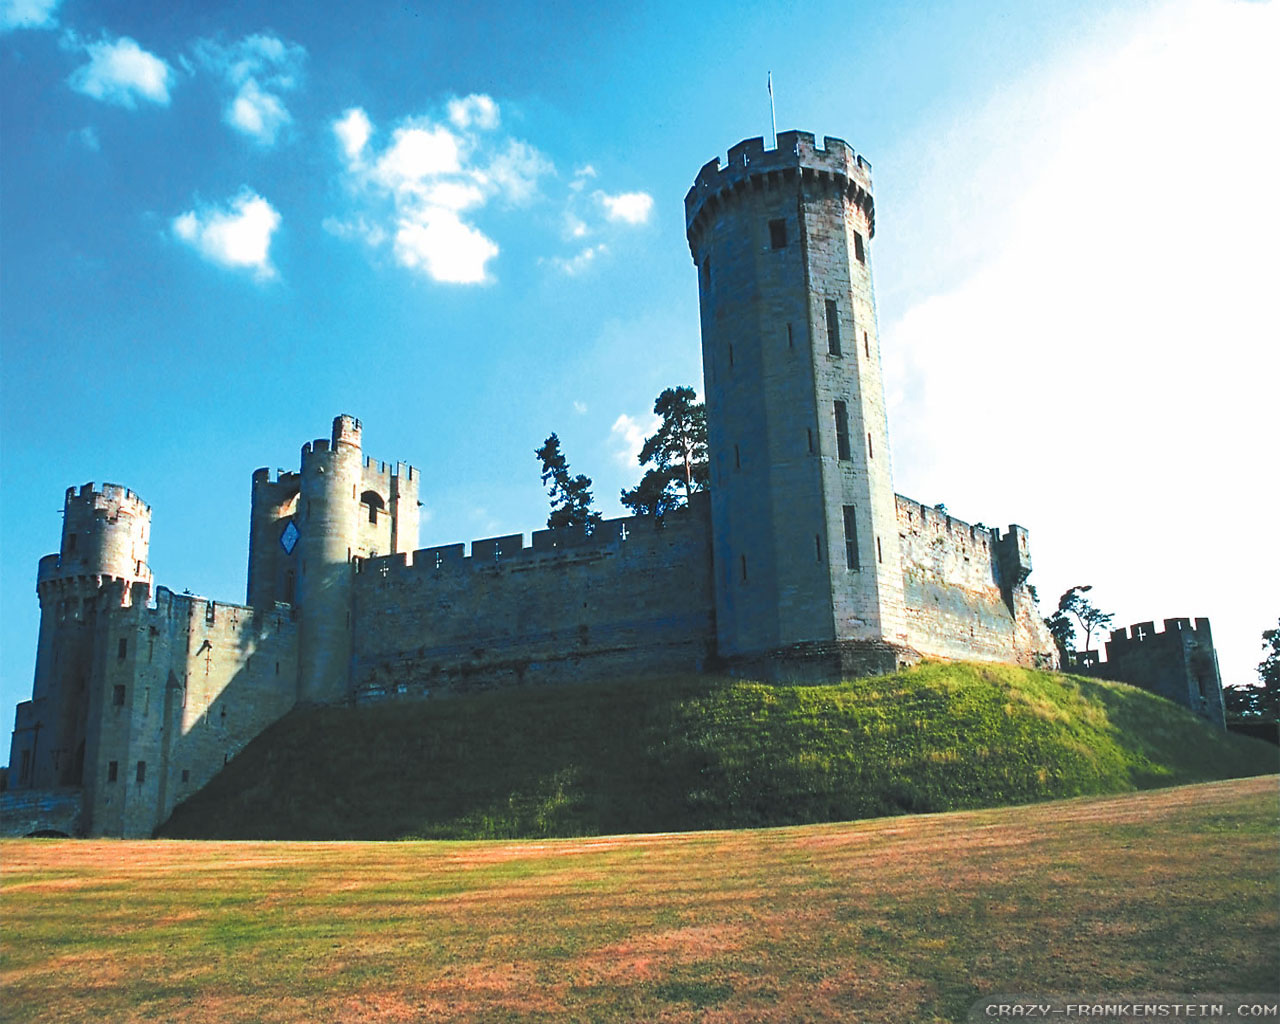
350, 498, 716, 699
1100, 618, 1225, 729
896, 497, 1055, 667
80, 583, 298, 837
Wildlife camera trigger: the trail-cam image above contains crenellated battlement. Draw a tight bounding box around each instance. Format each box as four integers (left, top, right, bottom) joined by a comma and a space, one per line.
357, 499, 709, 582
684, 130, 875, 250
66, 481, 150, 514
1108, 617, 1213, 649
361, 456, 416, 482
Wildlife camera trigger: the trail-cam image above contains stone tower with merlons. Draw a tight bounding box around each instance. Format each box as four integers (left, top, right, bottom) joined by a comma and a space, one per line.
685, 131, 911, 677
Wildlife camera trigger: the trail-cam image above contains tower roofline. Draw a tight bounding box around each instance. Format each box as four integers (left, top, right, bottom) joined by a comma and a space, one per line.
684, 131, 875, 247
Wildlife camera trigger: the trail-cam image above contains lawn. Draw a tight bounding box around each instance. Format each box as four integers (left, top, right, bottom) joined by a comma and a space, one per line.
3, 776, 1276, 1023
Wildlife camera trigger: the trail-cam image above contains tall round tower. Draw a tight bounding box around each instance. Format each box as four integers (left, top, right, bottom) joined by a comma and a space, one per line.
685, 132, 908, 674
16, 484, 152, 789
295, 415, 365, 703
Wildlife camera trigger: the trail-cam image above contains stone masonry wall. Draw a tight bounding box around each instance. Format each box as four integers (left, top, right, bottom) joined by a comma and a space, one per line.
82, 582, 298, 837
351, 499, 716, 699
896, 495, 1055, 666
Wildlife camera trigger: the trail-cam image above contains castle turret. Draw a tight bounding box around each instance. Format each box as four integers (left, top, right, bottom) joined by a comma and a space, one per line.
686, 132, 909, 676
9, 484, 153, 791
295, 416, 366, 703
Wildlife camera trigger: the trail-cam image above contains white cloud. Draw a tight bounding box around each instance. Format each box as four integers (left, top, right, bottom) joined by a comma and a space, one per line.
328, 98, 552, 286
447, 93, 499, 131
569, 165, 597, 192
374, 124, 463, 190
74, 126, 99, 150
597, 190, 653, 225
226, 78, 291, 144
333, 107, 372, 163
610, 413, 660, 467
196, 33, 305, 146
394, 208, 498, 285
564, 214, 588, 239
1, 0, 60, 31
68, 36, 172, 108
879, 0, 1279, 689
573, 401, 588, 415
172, 190, 281, 279
552, 244, 608, 277
484, 139, 553, 205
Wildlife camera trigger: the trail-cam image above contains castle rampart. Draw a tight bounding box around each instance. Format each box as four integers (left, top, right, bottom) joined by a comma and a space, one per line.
1099, 618, 1225, 728
350, 499, 715, 699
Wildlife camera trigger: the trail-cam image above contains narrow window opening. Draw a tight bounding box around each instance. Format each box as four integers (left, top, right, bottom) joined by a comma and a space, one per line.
728, 343, 734, 369
868, 432, 874, 459
740, 554, 748, 582
136, 760, 146, 784
147, 639, 154, 663
815, 534, 823, 563
768, 218, 787, 249
877, 536, 883, 563
117, 637, 127, 660
843, 506, 860, 570
834, 401, 851, 460
275, 661, 280, 675
853, 231, 866, 263
807, 428, 814, 454
864, 330, 870, 357
181, 769, 190, 783
701, 257, 711, 289
786, 322, 794, 349
20, 750, 31, 784
67, 533, 77, 552
825, 299, 841, 355
112, 684, 125, 707
734, 444, 741, 470
107, 761, 118, 783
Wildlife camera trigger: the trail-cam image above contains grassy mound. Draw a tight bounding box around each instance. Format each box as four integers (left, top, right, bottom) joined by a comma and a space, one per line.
159, 662, 1277, 839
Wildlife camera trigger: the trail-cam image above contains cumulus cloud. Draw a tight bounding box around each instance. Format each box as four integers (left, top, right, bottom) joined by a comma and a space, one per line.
551, 244, 608, 277
67, 35, 173, 108
328, 96, 553, 285
195, 33, 305, 145
1, 0, 60, 32
447, 93, 499, 131
172, 189, 281, 279
610, 413, 660, 468
333, 107, 372, 163
597, 190, 654, 225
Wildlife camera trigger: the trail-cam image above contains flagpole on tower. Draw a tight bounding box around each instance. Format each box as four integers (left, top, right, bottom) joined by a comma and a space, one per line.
768, 71, 777, 148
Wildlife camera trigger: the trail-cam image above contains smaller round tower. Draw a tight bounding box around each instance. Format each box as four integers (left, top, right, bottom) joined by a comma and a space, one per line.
295, 415, 365, 704
19, 484, 153, 789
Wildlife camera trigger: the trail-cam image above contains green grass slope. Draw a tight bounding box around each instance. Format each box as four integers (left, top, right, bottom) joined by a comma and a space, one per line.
159, 663, 1277, 840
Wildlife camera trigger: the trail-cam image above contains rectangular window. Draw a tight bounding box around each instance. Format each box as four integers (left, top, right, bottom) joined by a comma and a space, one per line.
117, 637, 127, 660
182, 769, 190, 783
834, 401, 851, 460
786, 322, 793, 349
740, 554, 748, 582
815, 534, 823, 563
843, 506, 860, 570
867, 432, 874, 459
112, 684, 125, 707
769, 218, 787, 249
854, 231, 866, 263
734, 444, 741, 470
728, 343, 734, 369
136, 760, 146, 784
877, 536, 883, 564
702, 257, 711, 289
67, 533, 77, 552
864, 330, 870, 357
20, 749, 31, 783
107, 761, 118, 783
807, 428, 814, 454
826, 299, 841, 355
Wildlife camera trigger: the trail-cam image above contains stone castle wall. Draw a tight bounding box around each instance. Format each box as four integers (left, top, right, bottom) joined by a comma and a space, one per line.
350, 499, 716, 699
896, 497, 1056, 666
81, 582, 298, 837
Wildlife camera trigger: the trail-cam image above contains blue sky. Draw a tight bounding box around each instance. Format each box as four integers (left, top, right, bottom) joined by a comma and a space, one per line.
2, 0, 1277, 746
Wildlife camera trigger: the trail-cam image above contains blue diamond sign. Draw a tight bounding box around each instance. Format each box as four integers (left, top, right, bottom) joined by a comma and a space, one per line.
280, 520, 299, 554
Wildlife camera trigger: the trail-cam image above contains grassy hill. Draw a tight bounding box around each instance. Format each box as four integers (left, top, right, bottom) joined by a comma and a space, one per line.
159, 662, 1277, 840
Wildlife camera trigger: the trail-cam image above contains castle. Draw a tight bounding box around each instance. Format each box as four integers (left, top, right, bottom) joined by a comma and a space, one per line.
3, 131, 1216, 839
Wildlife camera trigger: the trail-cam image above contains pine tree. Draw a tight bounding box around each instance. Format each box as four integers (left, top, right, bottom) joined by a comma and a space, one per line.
534, 433, 601, 532
620, 386, 709, 517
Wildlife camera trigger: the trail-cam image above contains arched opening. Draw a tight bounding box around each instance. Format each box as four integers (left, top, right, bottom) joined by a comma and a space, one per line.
361, 490, 385, 525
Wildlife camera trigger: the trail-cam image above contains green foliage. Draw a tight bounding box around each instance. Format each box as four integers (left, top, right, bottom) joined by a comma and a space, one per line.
1260, 618, 1280, 691
1055, 585, 1115, 653
620, 386, 708, 517
1044, 609, 1076, 661
535, 432, 601, 532
159, 663, 1276, 841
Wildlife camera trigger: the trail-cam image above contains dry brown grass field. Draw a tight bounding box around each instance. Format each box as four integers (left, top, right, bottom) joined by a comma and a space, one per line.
3, 776, 1276, 1023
